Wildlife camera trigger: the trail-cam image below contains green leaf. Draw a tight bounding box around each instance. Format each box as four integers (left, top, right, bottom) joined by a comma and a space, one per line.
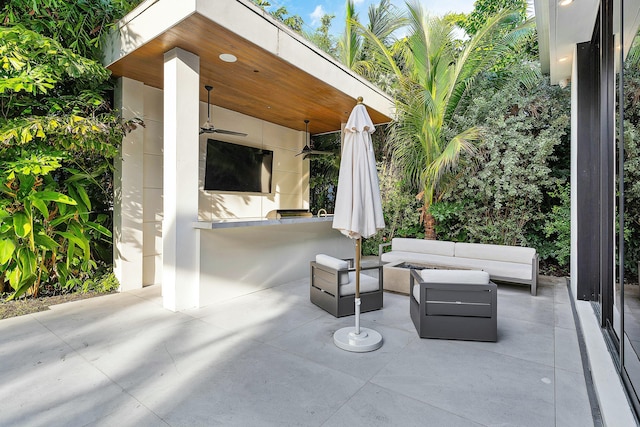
56, 230, 85, 249
0, 238, 16, 264
32, 191, 77, 205
13, 212, 31, 238
6, 272, 36, 300
17, 247, 36, 278
85, 221, 111, 237
73, 184, 91, 211
34, 233, 59, 251
30, 197, 49, 219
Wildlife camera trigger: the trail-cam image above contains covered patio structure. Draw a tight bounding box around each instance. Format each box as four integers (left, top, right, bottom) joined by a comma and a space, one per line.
103, 0, 394, 311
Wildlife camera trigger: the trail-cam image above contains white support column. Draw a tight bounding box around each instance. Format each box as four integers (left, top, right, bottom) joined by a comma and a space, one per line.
162, 48, 200, 311
113, 77, 144, 291
570, 48, 578, 299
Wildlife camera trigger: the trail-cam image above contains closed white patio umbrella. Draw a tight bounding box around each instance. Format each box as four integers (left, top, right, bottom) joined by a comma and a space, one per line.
332, 97, 385, 352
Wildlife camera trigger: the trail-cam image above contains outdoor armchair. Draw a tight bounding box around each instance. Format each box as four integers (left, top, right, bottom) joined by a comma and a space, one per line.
410, 269, 497, 342
310, 254, 383, 317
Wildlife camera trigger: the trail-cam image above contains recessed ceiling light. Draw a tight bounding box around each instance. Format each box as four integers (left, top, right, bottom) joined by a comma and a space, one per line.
559, 0, 573, 6
219, 53, 237, 63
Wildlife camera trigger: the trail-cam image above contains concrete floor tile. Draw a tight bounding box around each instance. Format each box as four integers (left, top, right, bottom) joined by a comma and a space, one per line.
555, 299, 577, 330
455, 316, 555, 367
498, 287, 556, 326
556, 368, 594, 427
152, 344, 365, 426
371, 339, 556, 426
323, 383, 483, 427
359, 292, 415, 333
554, 281, 571, 304
0, 345, 149, 427
555, 327, 584, 374
83, 318, 262, 405
193, 290, 327, 342
34, 292, 194, 353
268, 314, 416, 381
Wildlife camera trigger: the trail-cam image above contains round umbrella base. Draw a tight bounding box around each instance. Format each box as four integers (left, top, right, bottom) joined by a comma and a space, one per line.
333, 327, 383, 352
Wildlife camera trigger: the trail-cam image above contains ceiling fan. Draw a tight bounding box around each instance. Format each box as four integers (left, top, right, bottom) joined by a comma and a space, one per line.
295, 119, 332, 159
199, 85, 247, 137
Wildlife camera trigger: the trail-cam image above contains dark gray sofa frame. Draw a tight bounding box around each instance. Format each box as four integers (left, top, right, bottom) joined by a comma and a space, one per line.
409, 269, 497, 342
310, 260, 383, 317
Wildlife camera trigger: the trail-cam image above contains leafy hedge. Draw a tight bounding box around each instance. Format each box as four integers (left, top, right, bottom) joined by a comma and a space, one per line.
434, 65, 571, 269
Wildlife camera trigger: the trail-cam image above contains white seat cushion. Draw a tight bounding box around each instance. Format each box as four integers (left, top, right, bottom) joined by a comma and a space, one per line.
339, 273, 379, 296
449, 258, 532, 281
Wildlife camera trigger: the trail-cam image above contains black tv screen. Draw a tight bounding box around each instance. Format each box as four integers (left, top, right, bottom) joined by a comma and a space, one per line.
204, 139, 273, 193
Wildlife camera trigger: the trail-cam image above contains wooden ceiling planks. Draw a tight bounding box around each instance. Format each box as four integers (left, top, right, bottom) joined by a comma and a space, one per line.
106, 14, 389, 135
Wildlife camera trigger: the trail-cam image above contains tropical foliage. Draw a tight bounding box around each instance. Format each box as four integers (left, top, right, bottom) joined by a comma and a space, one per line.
359, 2, 532, 238
0, 1, 141, 299
433, 63, 570, 260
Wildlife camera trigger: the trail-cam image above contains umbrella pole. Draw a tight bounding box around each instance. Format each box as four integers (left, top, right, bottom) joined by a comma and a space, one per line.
355, 237, 361, 335
333, 236, 382, 352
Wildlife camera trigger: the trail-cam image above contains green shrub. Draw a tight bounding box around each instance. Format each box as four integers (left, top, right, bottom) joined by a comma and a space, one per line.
81, 271, 120, 293
439, 65, 570, 264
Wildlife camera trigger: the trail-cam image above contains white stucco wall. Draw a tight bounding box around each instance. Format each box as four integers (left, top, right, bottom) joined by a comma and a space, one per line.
142, 86, 164, 286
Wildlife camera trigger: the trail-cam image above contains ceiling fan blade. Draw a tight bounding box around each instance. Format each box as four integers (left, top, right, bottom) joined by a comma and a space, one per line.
200, 85, 247, 137
200, 126, 216, 135
213, 128, 248, 137
295, 145, 312, 157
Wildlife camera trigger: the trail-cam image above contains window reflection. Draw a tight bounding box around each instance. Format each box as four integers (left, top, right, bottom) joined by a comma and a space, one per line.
621, 9, 640, 407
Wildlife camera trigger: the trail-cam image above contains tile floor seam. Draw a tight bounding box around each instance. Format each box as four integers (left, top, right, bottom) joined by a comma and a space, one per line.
446, 341, 557, 370
318, 380, 372, 427
366, 379, 491, 426
261, 337, 373, 382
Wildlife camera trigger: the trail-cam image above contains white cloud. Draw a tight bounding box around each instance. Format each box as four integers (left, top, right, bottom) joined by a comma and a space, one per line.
353, 0, 365, 4
310, 5, 325, 25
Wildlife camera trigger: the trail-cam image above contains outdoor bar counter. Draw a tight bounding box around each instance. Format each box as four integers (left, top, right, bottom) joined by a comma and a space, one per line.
193, 216, 353, 307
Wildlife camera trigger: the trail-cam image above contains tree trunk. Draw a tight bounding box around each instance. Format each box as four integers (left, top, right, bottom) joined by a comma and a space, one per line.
424, 212, 437, 240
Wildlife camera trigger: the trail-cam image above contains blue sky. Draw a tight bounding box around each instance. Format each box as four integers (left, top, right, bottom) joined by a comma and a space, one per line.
264, 0, 477, 34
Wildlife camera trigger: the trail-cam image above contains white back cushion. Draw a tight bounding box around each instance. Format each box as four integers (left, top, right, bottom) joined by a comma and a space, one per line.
454, 243, 535, 264
420, 269, 490, 284
316, 254, 350, 285
391, 238, 455, 257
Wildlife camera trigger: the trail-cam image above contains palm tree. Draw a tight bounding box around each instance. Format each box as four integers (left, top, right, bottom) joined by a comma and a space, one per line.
358, 1, 531, 239
339, 0, 404, 81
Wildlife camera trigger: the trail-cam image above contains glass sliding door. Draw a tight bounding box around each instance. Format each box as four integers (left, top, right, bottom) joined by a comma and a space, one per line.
617, 0, 640, 414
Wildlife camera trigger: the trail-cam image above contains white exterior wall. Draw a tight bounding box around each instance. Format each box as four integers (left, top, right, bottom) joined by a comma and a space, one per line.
113, 77, 145, 291
142, 86, 164, 286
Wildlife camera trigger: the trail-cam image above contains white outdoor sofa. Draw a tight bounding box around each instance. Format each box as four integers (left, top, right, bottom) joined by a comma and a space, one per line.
379, 238, 539, 295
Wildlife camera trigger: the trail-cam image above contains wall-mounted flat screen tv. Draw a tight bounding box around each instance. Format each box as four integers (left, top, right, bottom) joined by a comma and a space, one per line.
204, 139, 273, 193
